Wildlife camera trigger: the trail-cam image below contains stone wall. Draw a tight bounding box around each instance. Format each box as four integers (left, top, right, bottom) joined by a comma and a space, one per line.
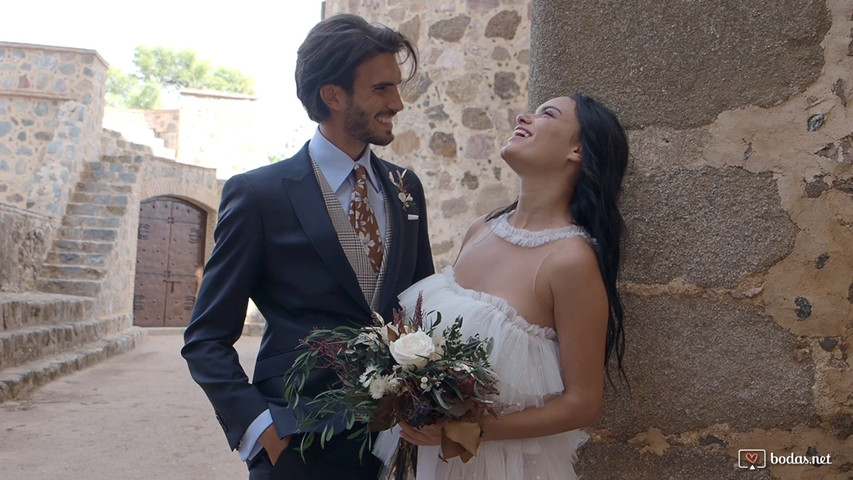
0, 43, 108, 296
0, 204, 53, 292
324, 0, 530, 268
0, 43, 107, 219
177, 88, 267, 180
530, 0, 852, 478
143, 109, 179, 150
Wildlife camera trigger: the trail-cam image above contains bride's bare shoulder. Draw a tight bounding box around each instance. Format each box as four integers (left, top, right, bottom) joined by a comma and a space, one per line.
460, 214, 493, 248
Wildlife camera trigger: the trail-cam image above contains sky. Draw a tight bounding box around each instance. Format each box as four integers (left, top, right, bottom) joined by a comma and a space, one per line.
4, 0, 324, 156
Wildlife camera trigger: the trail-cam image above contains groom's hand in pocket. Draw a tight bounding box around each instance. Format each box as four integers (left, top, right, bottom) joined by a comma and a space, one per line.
399, 420, 444, 446
258, 424, 291, 465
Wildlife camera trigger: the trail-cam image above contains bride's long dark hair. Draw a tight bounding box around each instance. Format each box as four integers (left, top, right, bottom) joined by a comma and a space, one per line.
489, 93, 629, 384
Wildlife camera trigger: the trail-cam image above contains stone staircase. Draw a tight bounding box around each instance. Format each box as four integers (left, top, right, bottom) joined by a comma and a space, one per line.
0, 294, 141, 402
38, 156, 138, 298
0, 155, 147, 403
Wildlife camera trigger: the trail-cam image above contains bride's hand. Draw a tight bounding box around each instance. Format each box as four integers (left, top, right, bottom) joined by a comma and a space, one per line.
399, 420, 444, 446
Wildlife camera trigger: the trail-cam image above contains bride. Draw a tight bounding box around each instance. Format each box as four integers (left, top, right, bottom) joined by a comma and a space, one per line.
375, 93, 629, 479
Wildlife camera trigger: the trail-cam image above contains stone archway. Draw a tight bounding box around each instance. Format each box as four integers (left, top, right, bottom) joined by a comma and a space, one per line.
133, 196, 207, 327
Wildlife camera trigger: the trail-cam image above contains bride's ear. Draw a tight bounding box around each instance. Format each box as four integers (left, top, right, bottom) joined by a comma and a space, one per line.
566, 143, 582, 164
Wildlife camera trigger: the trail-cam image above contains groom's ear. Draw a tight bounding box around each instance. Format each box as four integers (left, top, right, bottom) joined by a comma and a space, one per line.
319, 84, 346, 113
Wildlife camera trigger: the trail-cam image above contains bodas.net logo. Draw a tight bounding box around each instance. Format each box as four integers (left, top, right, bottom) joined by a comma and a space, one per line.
738, 449, 767, 470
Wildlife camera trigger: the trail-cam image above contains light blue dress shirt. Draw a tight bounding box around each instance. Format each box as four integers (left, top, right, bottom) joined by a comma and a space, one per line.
307, 128, 388, 238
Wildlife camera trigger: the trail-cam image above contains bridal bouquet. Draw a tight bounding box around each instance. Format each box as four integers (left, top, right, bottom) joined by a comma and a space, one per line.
283, 293, 498, 479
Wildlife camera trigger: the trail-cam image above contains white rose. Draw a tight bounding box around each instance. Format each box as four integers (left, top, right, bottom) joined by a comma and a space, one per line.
389, 331, 436, 369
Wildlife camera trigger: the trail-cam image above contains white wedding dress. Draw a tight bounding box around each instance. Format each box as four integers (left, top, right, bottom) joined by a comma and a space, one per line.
374, 214, 591, 480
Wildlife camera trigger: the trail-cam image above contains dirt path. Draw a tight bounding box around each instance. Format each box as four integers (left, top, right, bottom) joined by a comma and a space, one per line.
0, 333, 261, 480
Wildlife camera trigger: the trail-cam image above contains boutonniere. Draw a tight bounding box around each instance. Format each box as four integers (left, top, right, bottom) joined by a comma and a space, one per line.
389, 169, 416, 210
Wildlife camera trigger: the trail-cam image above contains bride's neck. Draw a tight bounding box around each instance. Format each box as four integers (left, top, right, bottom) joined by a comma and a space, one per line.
511, 179, 574, 229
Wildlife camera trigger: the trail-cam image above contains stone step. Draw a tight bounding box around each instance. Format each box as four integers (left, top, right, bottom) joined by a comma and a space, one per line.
66, 202, 127, 217
100, 135, 154, 157
0, 314, 133, 371
45, 251, 108, 267
85, 160, 141, 175
40, 264, 107, 281
102, 154, 145, 165
0, 293, 95, 332
79, 169, 138, 184
70, 192, 130, 207
58, 225, 118, 242
53, 239, 114, 254
101, 155, 150, 165
75, 182, 133, 195
0, 326, 146, 403
37, 278, 101, 297
62, 214, 122, 229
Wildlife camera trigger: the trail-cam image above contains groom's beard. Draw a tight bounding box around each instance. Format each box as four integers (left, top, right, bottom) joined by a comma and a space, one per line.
343, 99, 395, 146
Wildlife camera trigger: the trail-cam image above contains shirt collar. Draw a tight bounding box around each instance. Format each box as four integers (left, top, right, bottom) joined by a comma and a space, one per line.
308, 128, 380, 193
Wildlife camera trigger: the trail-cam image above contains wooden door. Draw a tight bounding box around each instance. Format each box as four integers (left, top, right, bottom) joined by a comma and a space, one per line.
133, 197, 206, 327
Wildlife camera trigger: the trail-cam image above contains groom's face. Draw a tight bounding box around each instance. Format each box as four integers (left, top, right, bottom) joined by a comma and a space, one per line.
342, 52, 404, 147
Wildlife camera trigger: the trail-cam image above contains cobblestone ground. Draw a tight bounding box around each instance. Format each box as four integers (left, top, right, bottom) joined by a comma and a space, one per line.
0, 333, 260, 480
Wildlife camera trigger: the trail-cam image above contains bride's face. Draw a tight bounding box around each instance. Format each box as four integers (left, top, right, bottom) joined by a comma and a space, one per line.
500, 96, 582, 174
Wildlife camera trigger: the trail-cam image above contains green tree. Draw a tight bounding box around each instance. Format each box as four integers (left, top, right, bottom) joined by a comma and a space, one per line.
105, 68, 161, 109
107, 46, 255, 109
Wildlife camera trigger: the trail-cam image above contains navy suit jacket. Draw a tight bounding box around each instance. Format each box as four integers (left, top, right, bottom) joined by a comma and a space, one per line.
182, 141, 434, 451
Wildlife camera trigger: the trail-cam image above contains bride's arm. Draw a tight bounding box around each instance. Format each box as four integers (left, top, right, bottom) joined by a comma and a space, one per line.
481, 241, 608, 441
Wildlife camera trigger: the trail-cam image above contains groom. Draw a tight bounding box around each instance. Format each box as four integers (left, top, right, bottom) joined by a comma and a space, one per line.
182, 14, 434, 480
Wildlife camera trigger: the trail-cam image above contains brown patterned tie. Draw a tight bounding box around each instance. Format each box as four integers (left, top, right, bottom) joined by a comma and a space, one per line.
348, 164, 383, 272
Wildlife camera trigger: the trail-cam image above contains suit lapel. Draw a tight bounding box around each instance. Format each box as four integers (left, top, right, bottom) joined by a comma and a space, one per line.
281, 147, 371, 313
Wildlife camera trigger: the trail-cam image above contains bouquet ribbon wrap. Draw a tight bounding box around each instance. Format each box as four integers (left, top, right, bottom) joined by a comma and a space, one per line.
441, 420, 482, 463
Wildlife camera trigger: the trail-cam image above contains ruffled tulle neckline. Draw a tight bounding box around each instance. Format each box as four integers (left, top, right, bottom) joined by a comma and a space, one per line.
492, 213, 594, 248
441, 267, 557, 340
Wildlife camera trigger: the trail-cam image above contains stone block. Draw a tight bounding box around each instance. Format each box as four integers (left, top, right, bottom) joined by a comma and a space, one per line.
576, 442, 771, 479
428, 15, 471, 42
600, 293, 816, 434
390, 130, 421, 157
530, 0, 831, 128
429, 132, 457, 158
75, 181, 132, 194
494, 72, 520, 100
0, 335, 10, 369
485, 10, 521, 40
621, 167, 797, 288
37, 278, 100, 297
461, 108, 493, 130
40, 264, 106, 281
54, 239, 113, 253
45, 252, 108, 266
441, 197, 469, 218
57, 226, 118, 242
61, 215, 121, 228
70, 192, 130, 206
401, 72, 431, 104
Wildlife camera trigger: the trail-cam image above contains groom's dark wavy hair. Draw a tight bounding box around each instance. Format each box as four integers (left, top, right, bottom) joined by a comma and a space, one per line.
295, 13, 418, 123
489, 93, 629, 385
